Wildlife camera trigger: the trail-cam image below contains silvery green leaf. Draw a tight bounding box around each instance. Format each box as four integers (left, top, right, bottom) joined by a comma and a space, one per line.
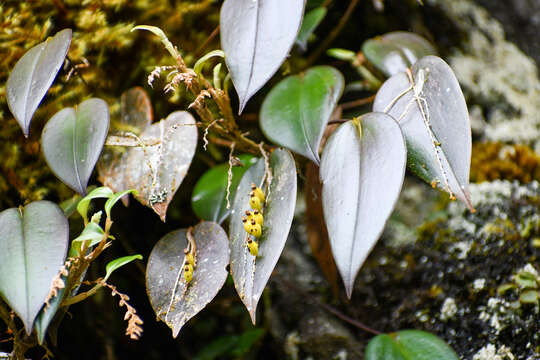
320, 114, 406, 297
42, 98, 110, 195
373, 56, 473, 210
7, 29, 72, 137
220, 0, 306, 113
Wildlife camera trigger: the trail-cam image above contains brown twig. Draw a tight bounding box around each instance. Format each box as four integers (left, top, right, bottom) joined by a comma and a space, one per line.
278, 276, 381, 335
339, 94, 376, 111
305, 0, 360, 68
195, 25, 220, 57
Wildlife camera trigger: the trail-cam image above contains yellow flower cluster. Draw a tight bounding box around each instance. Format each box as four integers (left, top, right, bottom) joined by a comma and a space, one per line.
242, 184, 266, 256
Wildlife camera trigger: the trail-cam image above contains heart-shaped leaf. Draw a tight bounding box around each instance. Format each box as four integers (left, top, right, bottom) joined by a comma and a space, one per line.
0, 201, 69, 334
260, 66, 344, 164
146, 222, 229, 337
320, 114, 406, 298
366, 330, 458, 360
373, 55, 473, 210
42, 98, 110, 195
296, 7, 327, 51
220, 0, 306, 113
125, 111, 198, 221
362, 31, 436, 77
229, 148, 297, 323
98, 87, 153, 205
192, 155, 257, 224
7, 29, 72, 137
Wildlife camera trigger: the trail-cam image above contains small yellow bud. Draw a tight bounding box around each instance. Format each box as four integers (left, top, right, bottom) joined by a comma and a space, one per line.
252, 210, 264, 226
247, 238, 258, 256
250, 195, 262, 211
242, 216, 251, 233
248, 221, 262, 238
251, 183, 265, 203
183, 264, 194, 283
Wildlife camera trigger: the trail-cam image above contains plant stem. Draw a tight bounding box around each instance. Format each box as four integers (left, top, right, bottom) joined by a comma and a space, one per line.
305, 0, 359, 68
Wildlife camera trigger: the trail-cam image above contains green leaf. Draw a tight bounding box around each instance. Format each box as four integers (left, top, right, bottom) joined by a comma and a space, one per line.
373, 56, 473, 210
104, 255, 143, 281
126, 111, 198, 221
362, 31, 436, 77
193, 50, 225, 75
34, 270, 68, 344
520, 289, 540, 304
98, 87, 153, 207
260, 66, 344, 164
191, 155, 257, 224
76, 186, 114, 223
229, 149, 297, 323
72, 222, 105, 248
104, 189, 138, 219
366, 334, 406, 360
366, 331, 458, 360
229, 328, 265, 356
42, 98, 110, 195
146, 222, 230, 337
0, 201, 69, 334
59, 194, 82, 217
220, 0, 306, 113
320, 114, 406, 297
296, 7, 327, 51
7, 29, 72, 137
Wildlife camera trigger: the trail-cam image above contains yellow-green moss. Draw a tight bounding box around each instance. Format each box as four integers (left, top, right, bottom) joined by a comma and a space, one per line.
471, 142, 540, 183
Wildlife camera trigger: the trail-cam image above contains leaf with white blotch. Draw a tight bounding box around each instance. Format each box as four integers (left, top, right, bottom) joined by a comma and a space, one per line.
146, 222, 229, 337
0, 201, 69, 334
296, 7, 327, 51
260, 66, 344, 164
42, 98, 110, 195
362, 31, 436, 77
373, 55, 473, 210
320, 114, 406, 298
366, 330, 459, 360
98, 87, 153, 205
221, 0, 306, 113
125, 111, 197, 221
7, 29, 72, 137
229, 149, 297, 323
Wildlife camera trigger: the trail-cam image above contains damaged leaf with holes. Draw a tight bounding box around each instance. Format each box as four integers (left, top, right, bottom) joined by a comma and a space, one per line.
126, 111, 198, 221
98, 87, 153, 205
146, 222, 229, 337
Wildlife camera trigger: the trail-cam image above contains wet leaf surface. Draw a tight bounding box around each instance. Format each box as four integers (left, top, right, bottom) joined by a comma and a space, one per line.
146, 222, 229, 337
229, 149, 297, 323
373, 55, 473, 210
320, 114, 406, 297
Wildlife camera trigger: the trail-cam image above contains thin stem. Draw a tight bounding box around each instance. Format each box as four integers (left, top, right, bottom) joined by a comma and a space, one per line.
195, 25, 220, 57
339, 94, 376, 111
278, 276, 382, 336
305, 0, 359, 68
